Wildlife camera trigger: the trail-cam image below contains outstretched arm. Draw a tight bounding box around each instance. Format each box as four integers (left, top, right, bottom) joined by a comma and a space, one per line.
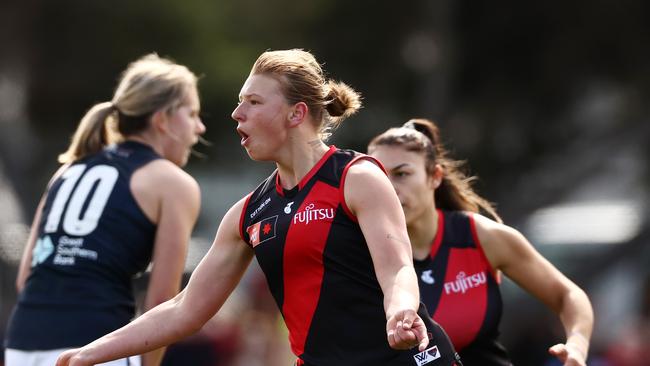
57, 197, 255, 366
135, 164, 202, 366
344, 160, 428, 352
474, 214, 594, 366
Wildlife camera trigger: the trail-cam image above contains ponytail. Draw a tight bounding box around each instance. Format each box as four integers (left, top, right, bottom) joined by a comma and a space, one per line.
58, 102, 119, 164
320, 80, 362, 140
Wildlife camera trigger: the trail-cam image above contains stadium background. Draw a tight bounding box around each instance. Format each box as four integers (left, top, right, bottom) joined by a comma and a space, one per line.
1, 0, 649, 364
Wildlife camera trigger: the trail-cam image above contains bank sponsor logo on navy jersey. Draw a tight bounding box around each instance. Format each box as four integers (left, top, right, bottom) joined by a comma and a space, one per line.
32, 234, 99, 267
292, 203, 334, 225
413, 345, 441, 365
443, 271, 487, 294
246, 215, 278, 247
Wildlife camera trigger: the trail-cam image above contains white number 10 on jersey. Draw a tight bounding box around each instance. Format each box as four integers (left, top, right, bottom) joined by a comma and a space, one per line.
43, 164, 119, 236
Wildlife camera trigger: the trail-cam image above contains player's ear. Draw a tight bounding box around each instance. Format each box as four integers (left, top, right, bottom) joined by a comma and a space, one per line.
429, 164, 443, 190
150, 109, 168, 133
288, 102, 308, 128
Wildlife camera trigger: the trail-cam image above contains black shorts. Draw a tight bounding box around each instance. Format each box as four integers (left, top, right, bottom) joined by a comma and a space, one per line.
293, 303, 462, 366
417, 302, 464, 366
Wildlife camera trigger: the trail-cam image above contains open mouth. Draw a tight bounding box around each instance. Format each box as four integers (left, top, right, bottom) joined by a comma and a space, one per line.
236, 128, 249, 146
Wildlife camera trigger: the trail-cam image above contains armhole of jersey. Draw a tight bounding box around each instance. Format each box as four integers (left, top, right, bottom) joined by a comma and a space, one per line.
339, 155, 387, 222
130, 160, 164, 226
430, 209, 445, 258
46, 163, 71, 190
238, 193, 254, 247
468, 212, 501, 283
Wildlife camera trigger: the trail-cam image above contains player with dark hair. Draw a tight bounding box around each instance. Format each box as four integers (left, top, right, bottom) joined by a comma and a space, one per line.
367, 118, 594, 366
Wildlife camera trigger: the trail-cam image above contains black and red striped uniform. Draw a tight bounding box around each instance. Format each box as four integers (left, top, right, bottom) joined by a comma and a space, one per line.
415, 210, 512, 365
240, 146, 458, 366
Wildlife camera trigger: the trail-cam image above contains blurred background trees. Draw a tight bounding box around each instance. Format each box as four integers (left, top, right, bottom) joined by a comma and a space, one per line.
1, 0, 649, 364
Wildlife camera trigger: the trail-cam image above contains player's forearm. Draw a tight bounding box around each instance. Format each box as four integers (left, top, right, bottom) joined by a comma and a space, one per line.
559, 286, 593, 356
141, 347, 166, 366
138, 291, 177, 366
383, 265, 420, 319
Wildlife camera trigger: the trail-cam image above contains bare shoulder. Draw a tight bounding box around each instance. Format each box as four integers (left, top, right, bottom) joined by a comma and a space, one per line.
212, 194, 250, 246
132, 159, 200, 198
344, 158, 396, 215
130, 160, 200, 223
224, 195, 247, 226
472, 212, 535, 269
473, 213, 522, 241
345, 158, 385, 179
344, 158, 388, 192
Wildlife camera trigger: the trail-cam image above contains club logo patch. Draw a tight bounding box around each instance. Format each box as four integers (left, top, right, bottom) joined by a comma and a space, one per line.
421, 269, 435, 285
246, 215, 278, 247
284, 201, 294, 214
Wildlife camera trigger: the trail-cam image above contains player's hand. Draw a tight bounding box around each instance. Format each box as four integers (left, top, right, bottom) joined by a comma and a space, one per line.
386, 308, 429, 351
548, 343, 586, 366
56, 348, 89, 366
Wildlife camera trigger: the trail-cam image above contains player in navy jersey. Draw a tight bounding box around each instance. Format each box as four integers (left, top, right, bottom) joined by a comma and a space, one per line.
56, 49, 461, 366
5, 54, 205, 366
367, 118, 595, 366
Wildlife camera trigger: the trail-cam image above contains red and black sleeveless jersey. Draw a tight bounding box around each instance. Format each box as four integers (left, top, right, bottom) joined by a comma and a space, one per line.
240, 146, 457, 366
414, 210, 513, 366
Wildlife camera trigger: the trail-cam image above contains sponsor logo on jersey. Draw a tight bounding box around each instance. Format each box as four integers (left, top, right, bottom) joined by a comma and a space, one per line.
413, 345, 441, 365
250, 197, 272, 219
284, 201, 294, 214
246, 215, 278, 247
292, 203, 335, 225
421, 269, 435, 285
31, 235, 55, 266
52, 235, 98, 266
443, 271, 487, 294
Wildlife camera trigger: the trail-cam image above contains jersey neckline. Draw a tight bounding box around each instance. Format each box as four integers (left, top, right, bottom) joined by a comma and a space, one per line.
119, 140, 157, 152
275, 145, 337, 197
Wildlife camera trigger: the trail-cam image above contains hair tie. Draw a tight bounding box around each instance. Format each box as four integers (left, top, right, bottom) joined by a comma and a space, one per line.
402, 121, 416, 130
402, 120, 428, 136
402, 120, 437, 146
108, 101, 120, 114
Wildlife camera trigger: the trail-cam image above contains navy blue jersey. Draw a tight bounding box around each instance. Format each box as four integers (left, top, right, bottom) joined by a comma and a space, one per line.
414, 210, 512, 365
240, 146, 458, 366
6, 141, 160, 350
